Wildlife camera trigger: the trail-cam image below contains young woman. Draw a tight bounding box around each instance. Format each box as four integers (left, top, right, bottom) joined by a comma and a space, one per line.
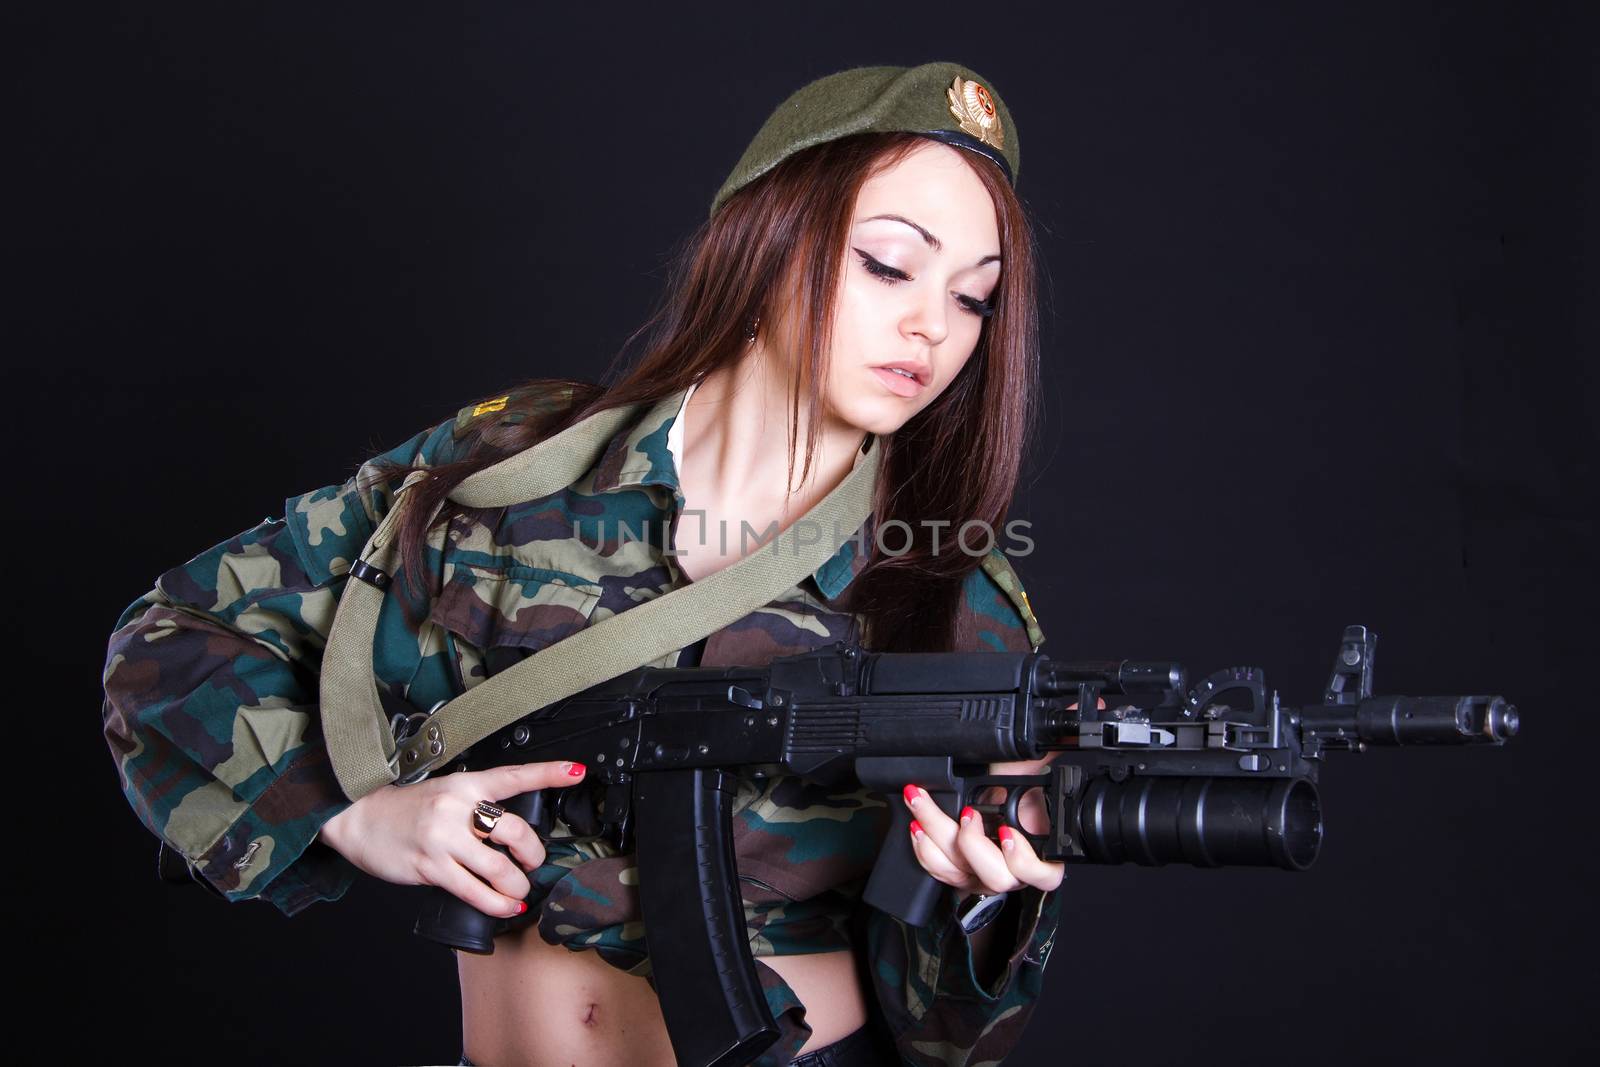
102, 62, 1064, 1067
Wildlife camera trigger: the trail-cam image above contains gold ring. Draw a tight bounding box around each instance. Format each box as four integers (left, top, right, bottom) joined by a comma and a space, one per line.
470, 800, 505, 841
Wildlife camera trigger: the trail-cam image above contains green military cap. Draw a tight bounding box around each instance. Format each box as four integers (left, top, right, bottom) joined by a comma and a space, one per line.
710, 60, 1020, 218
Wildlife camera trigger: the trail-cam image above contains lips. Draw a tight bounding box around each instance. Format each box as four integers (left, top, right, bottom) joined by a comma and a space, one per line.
873, 361, 930, 386
872, 365, 925, 398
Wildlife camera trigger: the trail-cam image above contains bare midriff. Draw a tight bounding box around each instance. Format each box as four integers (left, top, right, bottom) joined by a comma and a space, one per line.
458, 924, 868, 1067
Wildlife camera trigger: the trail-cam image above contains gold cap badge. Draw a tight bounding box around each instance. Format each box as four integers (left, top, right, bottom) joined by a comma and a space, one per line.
947, 76, 1005, 152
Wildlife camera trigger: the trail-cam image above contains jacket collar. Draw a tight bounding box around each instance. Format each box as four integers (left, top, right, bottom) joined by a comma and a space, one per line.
589, 384, 873, 601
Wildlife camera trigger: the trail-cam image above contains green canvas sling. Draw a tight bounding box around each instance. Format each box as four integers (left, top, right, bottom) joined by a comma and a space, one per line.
319, 400, 883, 801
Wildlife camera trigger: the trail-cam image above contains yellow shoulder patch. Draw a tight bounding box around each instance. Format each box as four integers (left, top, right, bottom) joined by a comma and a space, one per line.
979, 547, 1046, 651
453, 382, 582, 441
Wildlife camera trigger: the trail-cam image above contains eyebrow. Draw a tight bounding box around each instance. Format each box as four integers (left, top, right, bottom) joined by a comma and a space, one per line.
859, 213, 1002, 268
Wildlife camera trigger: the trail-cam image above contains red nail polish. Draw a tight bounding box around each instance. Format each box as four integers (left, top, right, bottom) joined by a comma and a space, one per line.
567, 762, 586, 776
960, 806, 977, 824
902, 784, 920, 805
516, 902, 528, 914
997, 825, 1013, 841
909, 820, 923, 837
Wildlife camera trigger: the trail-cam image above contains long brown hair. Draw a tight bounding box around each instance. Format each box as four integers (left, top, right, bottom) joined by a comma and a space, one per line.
373, 131, 1041, 652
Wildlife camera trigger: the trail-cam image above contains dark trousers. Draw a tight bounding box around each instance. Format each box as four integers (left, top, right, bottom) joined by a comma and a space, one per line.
459, 1022, 897, 1065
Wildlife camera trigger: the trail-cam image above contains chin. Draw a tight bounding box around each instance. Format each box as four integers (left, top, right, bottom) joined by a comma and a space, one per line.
835, 396, 921, 437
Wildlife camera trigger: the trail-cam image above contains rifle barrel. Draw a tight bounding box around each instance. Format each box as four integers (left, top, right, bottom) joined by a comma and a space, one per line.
1298, 695, 1519, 747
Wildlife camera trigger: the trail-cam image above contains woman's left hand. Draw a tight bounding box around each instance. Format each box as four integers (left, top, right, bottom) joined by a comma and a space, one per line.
901, 697, 1103, 897
901, 769, 1063, 896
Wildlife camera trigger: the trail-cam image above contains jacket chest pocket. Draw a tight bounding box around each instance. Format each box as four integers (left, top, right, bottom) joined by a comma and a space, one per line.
428, 563, 602, 691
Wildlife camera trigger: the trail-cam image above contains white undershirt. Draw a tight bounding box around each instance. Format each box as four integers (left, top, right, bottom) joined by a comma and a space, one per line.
663, 380, 699, 476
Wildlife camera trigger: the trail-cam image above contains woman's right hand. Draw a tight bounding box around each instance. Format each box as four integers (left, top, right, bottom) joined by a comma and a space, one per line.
317, 760, 588, 918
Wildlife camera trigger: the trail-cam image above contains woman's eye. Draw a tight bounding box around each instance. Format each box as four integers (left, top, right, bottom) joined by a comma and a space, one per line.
854, 248, 995, 319
854, 249, 908, 282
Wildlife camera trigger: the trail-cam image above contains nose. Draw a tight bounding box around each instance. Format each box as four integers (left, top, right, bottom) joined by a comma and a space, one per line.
901, 284, 949, 347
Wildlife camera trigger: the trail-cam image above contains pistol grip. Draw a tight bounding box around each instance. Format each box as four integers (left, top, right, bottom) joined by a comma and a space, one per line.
857, 756, 962, 927
413, 788, 550, 953
864, 790, 958, 926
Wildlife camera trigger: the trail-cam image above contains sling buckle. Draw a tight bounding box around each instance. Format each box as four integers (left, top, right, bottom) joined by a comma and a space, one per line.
389, 700, 449, 785
349, 559, 391, 589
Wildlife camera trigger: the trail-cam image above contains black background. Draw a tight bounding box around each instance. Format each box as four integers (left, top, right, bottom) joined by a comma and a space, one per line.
19, 2, 1593, 1064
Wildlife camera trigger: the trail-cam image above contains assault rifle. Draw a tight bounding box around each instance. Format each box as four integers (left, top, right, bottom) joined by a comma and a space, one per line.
411, 625, 1518, 1067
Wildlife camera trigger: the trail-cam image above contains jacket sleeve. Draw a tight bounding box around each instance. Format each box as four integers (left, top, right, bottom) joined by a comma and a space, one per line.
101, 417, 459, 917
862, 551, 1062, 1065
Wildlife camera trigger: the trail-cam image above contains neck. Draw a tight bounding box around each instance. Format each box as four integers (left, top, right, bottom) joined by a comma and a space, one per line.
678, 350, 869, 525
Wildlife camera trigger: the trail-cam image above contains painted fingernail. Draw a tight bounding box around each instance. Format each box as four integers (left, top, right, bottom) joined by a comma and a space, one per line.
567, 762, 586, 776
999, 825, 1015, 851
902, 784, 920, 806
516, 901, 528, 914
960, 806, 977, 826
909, 820, 924, 838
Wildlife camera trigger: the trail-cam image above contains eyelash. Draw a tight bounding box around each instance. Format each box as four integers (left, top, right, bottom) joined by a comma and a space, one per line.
853, 249, 995, 319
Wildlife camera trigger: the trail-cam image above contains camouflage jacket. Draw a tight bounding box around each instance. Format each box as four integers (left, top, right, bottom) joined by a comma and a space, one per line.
102, 381, 1061, 1066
